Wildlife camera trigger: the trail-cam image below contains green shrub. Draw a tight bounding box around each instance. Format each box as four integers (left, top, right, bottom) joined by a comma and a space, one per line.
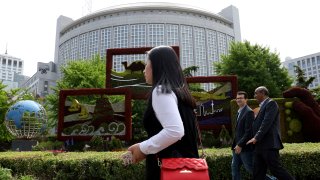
0, 166, 12, 180
18, 175, 36, 180
32, 140, 64, 151
0, 143, 319, 179
107, 136, 124, 151
89, 135, 106, 151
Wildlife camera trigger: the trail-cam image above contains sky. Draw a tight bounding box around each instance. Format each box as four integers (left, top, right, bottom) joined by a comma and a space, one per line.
0, 0, 319, 77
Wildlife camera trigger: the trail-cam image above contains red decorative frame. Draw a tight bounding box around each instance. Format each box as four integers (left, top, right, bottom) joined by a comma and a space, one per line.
57, 88, 132, 141
186, 76, 238, 98
106, 46, 179, 99
186, 75, 238, 131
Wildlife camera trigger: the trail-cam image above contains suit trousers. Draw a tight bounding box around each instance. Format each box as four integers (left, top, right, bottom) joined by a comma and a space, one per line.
231, 150, 253, 180
253, 150, 294, 180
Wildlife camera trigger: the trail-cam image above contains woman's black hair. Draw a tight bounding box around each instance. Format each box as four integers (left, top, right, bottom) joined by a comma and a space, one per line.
147, 45, 196, 107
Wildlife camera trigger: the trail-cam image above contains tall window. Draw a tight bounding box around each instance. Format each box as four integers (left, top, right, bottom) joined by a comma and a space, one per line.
63, 40, 70, 63
114, 25, 128, 48
130, 24, 146, 47
166, 24, 179, 46
79, 33, 89, 59
302, 59, 306, 69
113, 25, 129, 71
194, 27, 207, 76
207, 30, 218, 76
307, 58, 311, 67
100, 27, 112, 59
88, 30, 99, 59
148, 24, 164, 46
297, 60, 301, 67
226, 35, 234, 54
180, 25, 193, 69
217, 32, 227, 57
58, 45, 65, 67
70, 37, 78, 61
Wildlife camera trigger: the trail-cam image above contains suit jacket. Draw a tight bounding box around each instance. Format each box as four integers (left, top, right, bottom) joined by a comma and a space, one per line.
252, 98, 284, 151
232, 105, 254, 152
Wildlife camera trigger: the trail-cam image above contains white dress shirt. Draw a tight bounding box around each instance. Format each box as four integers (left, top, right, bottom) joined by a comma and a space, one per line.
139, 87, 185, 155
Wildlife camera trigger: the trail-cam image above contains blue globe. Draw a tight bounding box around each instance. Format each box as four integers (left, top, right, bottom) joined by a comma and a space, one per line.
4, 100, 47, 139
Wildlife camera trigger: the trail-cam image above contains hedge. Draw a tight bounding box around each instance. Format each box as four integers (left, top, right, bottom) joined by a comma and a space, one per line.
0, 143, 319, 179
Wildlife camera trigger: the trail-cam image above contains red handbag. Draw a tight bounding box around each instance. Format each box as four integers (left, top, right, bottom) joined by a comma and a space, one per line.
159, 114, 209, 180
160, 157, 209, 180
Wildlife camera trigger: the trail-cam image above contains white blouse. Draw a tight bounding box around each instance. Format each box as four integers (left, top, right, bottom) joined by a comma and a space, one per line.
139, 87, 185, 155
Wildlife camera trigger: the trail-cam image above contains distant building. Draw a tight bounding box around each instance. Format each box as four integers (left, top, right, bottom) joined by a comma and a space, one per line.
14, 72, 30, 86
282, 52, 320, 89
54, 2, 241, 85
0, 52, 24, 91
19, 61, 58, 97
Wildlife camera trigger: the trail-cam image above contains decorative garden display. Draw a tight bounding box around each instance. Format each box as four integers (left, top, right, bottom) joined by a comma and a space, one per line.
283, 87, 320, 142
4, 100, 47, 139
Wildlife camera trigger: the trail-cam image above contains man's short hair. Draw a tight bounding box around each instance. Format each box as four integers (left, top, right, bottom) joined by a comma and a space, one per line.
237, 91, 248, 99
255, 86, 269, 96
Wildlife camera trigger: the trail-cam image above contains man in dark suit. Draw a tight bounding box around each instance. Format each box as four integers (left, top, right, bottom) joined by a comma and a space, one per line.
231, 91, 254, 180
247, 86, 294, 180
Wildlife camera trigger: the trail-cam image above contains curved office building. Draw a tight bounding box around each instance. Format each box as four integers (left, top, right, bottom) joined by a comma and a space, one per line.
54, 2, 241, 77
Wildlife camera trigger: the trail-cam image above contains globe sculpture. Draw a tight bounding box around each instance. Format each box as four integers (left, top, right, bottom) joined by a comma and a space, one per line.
4, 100, 47, 139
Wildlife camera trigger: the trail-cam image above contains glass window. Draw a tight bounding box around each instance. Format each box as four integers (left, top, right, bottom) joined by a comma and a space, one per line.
130, 24, 146, 47
166, 24, 179, 46
207, 30, 218, 76
114, 25, 128, 48
100, 27, 112, 59
180, 25, 193, 69
217, 32, 227, 57
312, 57, 315, 65
70, 37, 78, 61
79, 33, 89, 60
307, 58, 310, 67
302, 60, 306, 68
288, 62, 294, 70
148, 24, 164, 46
194, 27, 207, 76
88, 30, 99, 59
297, 61, 301, 67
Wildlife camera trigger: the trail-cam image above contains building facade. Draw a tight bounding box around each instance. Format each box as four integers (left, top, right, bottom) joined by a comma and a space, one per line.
0, 52, 24, 90
19, 61, 58, 97
54, 2, 241, 78
282, 52, 320, 89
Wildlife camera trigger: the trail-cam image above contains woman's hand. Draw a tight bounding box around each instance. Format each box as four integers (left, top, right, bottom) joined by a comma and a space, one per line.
128, 143, 146, 163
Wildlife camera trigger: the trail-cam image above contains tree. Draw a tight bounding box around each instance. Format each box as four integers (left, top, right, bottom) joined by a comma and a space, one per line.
183, 66, 199, 77
46, 55, 106, 128
294, 65, 315, 89
214, 41, 293, 98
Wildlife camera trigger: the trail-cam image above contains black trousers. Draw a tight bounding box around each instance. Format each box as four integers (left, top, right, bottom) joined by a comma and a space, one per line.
145, 155, 160, 180
253, 150, 294, 180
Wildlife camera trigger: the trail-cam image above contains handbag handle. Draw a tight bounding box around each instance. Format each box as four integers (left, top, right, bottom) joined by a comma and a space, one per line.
157, 111, 207, 167
194, 112, 206, 159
